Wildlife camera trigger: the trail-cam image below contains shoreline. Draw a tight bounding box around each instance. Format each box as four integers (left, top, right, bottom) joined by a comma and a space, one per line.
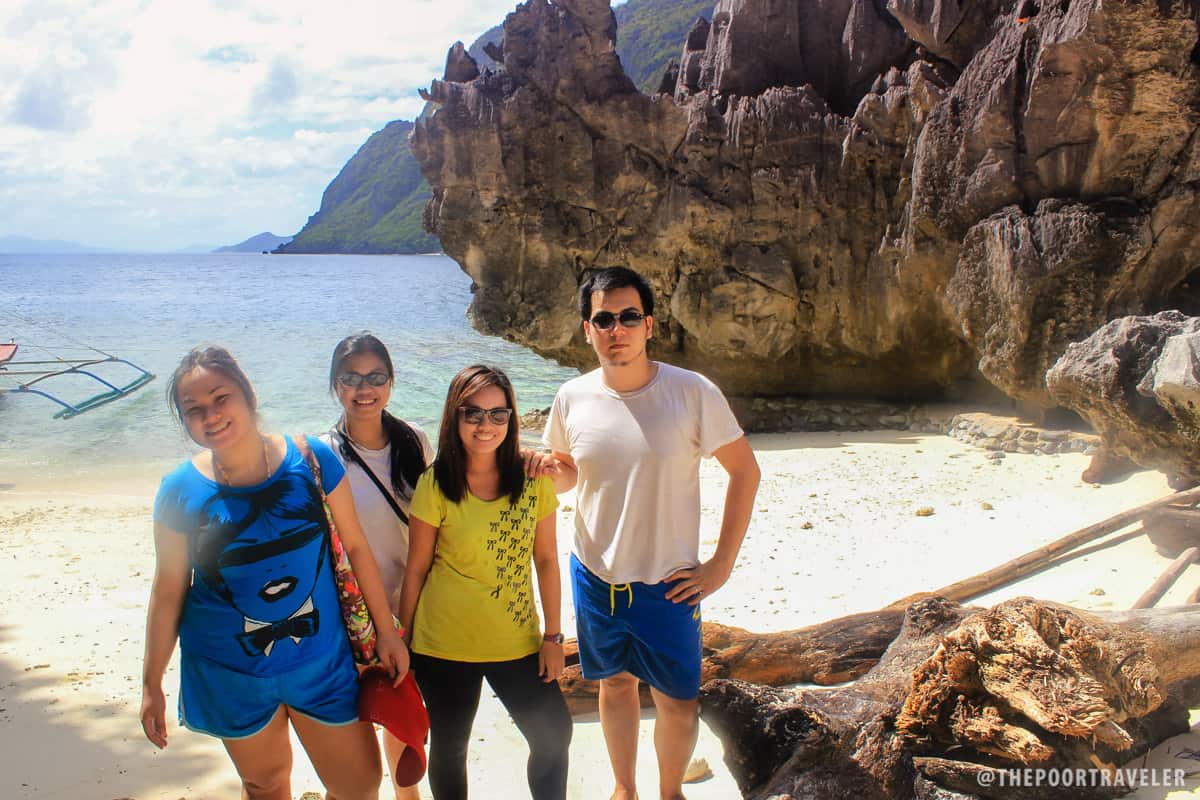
2, 428, 1199, 798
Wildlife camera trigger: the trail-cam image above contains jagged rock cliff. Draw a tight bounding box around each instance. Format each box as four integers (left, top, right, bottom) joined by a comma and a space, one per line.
1047, 311, 1200, 485
412, 0, 1200, 406
282, 0, 712, 256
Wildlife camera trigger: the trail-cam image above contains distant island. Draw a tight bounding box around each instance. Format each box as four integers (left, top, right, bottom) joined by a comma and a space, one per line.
213, 232, 294, 253
0, 235, 111, 254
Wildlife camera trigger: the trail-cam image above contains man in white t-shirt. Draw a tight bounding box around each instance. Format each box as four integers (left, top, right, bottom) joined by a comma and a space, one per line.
542, 267, 760, 800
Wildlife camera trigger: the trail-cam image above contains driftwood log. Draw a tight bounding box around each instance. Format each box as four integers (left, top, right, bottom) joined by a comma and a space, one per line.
558, 610, 906, 716
700, 597, 1200, 799
559, 487, 1200, 716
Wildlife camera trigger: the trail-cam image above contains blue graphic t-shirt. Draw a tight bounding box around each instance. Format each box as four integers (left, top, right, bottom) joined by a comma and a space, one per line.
154, 435, 348, 676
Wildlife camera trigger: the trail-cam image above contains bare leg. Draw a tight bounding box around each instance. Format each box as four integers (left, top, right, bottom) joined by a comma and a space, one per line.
649, 688, 698, 800
222, 706, 293, 800
381, 730, 422, 800
290, 710, 382, 800
599, 672, 641, 800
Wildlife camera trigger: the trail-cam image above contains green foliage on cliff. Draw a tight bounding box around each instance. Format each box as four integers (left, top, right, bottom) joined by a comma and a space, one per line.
288, 0, 710, 254
278, 120, 437, 254
470, 0, 712, 91
614, 0, 711, 93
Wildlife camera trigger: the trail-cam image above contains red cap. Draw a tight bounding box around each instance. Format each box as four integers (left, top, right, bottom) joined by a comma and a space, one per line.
358, 667, 430, 787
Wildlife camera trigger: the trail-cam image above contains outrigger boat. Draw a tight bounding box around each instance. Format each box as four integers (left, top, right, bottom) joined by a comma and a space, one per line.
0, 340, 155, 419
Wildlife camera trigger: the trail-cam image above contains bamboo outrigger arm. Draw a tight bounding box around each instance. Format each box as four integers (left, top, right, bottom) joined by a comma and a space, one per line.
0, 351, 156, 418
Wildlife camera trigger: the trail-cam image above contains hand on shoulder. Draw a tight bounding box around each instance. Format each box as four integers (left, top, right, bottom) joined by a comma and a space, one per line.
520, 448, 560, 479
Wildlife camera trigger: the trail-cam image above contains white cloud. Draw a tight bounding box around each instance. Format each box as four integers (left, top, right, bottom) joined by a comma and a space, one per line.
0, 0, 532, 250
250, 58, 300, 110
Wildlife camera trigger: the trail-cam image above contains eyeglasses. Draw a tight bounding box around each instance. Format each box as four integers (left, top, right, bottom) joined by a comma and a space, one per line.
337, 371, 390, 388
458, 406, 513, 425
589, 309, 646, 331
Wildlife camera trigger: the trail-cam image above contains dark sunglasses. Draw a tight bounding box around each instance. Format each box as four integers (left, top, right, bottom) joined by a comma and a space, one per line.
589, 309, 646, 331
337, 371, 389, 388
458, 405, 513, 425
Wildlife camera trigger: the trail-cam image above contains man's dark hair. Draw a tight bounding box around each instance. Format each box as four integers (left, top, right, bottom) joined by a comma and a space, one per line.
578, 267, 655, 320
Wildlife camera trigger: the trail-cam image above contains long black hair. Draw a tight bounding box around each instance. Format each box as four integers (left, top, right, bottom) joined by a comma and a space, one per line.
329, 332, 426, 498
433, 364, 525, 506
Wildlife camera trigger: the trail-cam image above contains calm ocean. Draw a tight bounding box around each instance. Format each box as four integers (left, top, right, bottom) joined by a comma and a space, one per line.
0, 253, 579, 486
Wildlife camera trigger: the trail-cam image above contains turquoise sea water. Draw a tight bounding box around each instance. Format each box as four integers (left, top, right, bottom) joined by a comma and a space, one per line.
0, 253, 579, 485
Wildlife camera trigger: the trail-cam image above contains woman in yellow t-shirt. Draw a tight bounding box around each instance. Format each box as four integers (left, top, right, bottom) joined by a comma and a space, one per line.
396, 364, 570, 800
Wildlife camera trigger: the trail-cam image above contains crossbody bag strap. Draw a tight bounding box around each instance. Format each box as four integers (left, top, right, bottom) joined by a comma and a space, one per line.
293, 435, 328, 500
337, 432, 410, 526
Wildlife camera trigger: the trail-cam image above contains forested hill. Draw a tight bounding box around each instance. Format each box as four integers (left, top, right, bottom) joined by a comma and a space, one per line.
614, 0, 712, 92
469, 0, 711, 92
281, 0, 711, 255
277, 120, 435, 254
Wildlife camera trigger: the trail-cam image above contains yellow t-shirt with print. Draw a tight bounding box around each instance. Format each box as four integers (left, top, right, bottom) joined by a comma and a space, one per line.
409, 470, 558, 662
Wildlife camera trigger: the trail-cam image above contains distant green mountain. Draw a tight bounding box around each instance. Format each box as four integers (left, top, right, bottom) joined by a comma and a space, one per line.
214, 232, 292, 253
286, 0, 711, 255
470, 0, 712, 92
278, 120, 437, 255
614, 0, 712, 93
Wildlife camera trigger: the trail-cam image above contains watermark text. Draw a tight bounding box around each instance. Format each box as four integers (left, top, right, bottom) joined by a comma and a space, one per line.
976, 767, 1188, 789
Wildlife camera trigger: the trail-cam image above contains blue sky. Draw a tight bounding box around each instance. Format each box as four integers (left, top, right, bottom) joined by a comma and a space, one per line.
0, 0, 537, 251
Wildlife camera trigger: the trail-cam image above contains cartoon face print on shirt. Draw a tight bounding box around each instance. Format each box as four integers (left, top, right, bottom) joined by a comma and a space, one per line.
191, 472, 328, 657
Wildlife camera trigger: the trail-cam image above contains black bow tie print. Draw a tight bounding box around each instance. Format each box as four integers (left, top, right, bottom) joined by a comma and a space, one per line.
236, 608, 320, 657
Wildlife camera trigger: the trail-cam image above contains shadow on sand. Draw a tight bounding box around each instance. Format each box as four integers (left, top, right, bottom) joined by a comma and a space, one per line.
0, 622, 230, 799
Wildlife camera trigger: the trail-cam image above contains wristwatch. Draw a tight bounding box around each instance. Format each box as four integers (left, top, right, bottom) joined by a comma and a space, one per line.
543, 632, 565, 645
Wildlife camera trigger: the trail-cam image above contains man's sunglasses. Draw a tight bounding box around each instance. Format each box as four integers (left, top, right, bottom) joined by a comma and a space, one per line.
458, 406, 513, 425
589, 309, 646, 331
337, 371, 390, 388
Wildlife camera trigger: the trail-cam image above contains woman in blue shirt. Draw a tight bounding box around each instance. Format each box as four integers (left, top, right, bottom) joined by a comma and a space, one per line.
141, 346, 408, 800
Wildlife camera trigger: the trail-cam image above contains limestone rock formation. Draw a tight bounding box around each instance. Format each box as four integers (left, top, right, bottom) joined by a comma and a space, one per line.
1047, 311, 1200, 485
412, 0, 1200, 407
442, 42, 480, 83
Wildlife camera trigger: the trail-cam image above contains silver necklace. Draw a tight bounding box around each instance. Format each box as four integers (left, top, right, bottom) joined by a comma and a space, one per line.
213, 435, 271, 486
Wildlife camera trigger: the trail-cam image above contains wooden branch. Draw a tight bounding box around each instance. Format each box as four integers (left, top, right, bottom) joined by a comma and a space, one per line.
1144, 504, 1200, 529
1132, 546, 1200, 608
1188, 585, 1200, 604
921, 485, 1200, 603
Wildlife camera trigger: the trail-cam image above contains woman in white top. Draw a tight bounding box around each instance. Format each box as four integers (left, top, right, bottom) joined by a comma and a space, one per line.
322, 332, 434, 800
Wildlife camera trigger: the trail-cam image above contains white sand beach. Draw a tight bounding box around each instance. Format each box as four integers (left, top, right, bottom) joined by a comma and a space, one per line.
2, 428, 1199, 799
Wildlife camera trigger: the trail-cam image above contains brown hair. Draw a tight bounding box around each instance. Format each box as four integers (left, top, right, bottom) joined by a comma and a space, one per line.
166, 346, 257, 425
432, 364, 525, 506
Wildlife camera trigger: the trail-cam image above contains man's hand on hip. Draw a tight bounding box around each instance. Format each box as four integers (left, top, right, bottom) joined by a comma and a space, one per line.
663, 558, 733, 605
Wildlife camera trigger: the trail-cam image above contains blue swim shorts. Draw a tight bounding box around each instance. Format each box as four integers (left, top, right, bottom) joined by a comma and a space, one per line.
178, 641, 360, 739
570, 554, 702, 701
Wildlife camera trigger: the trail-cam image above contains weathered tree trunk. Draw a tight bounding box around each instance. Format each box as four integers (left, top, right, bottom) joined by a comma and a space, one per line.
700, 598, 1200, 800
558, 488, 1200, 716
558, 610, 906, 715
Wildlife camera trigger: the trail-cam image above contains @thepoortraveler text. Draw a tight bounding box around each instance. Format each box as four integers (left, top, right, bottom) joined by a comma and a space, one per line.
975, 767, 1188, 789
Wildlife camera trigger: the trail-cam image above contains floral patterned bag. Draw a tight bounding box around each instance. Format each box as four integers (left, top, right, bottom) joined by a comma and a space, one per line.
294, 435, 380, 665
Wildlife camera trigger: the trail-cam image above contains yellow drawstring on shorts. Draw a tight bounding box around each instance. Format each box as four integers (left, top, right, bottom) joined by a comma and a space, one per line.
609, 582, 633, 615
